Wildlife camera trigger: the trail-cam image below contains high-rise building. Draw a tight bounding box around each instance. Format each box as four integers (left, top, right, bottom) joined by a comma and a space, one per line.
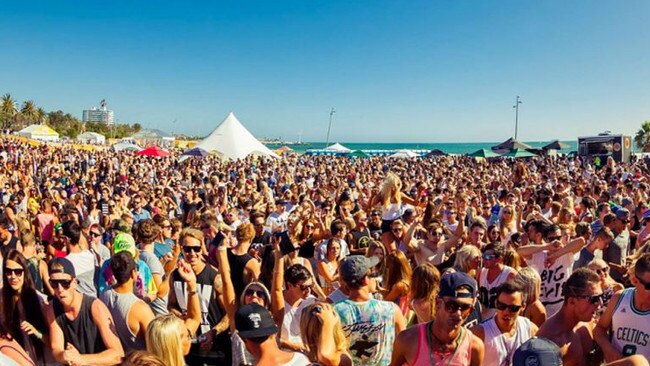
82, 99, 114, 125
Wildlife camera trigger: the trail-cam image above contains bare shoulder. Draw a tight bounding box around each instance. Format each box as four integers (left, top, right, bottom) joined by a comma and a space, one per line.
395, 323, 420, 344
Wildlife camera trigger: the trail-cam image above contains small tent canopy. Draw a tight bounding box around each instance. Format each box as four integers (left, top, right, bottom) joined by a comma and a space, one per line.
112, 142, 142, 152
389, 149, 419, 158
131, 129, 175, 148
542, 140, 570, 151
16, 124, 59, 141
348, 150, 370, 158
426, 149, 447, 157
136, 145, 171, 157
502, 148, 536, 158
323, 143, 352, 153
491, 138, 533, 154
193, 112, 279, 160
468, 149, 500, 158
76, 131, 105, 144
182, 147, 210, 157
275, 146, 293, 155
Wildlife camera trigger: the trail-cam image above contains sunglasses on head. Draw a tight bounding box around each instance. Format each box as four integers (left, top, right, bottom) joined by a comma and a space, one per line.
442, 299, 472, 314
183, 246, 202, 253
495, 300, 522, 313
50, 279, 73, 290
4, 268, 24, 276
244, 289, 266, 298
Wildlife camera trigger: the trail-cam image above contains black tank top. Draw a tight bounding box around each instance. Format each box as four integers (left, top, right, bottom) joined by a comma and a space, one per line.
227, 250, 253, 299
172, 264, 224, 336
1, 235, 18, 259
53, 294, 107, 355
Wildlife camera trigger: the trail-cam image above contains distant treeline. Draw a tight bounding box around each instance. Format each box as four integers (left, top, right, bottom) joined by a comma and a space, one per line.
1, 93, 141, 138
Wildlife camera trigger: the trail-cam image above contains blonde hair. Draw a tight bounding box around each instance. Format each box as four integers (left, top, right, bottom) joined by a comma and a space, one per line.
300, 302, 349, 360
453, 245, 481, 273
145, 315, 185, 366
236, 222, 256, 243
179, 228, 205, 245
514, 267, 541, 304
378, 172, 402, 207
366, 240, 386, 275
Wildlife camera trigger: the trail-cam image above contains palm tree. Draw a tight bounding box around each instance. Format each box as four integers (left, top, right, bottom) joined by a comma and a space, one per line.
21, 100, 38, 123
1, 94, 17, 129
635, 121, 650, 152
36, 107, 47, 125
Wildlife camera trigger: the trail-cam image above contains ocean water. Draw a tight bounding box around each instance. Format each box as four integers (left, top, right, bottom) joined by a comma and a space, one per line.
265, 141, 578, 155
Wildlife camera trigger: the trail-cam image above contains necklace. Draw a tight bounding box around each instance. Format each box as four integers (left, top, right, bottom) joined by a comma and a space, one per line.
426, 321, 463, 366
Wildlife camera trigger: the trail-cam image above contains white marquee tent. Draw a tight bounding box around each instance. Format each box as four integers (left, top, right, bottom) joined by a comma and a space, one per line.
193, 112, 279, 160
16, 124, 59, 141
389, 149, 419, 158
76, 131, 106, 144
323, 142, 352, 153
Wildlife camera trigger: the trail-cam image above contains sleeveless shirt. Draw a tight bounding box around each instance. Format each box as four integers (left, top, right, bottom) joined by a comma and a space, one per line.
611, 288, 650, 358
335, 298, 396, 366
409, 322, 473, 366
53, 294, 107, 355
227, 250, 254, 298
479, 266, 517, 318
481, 316, 532, 366
0, 236, 18, 260
99, 289, 145, 352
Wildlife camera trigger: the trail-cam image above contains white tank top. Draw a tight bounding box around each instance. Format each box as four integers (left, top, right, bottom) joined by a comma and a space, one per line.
479, 266, 517, 318
382, 203, 402, 221
611, 288, 650, 358
482, 316, 532, 366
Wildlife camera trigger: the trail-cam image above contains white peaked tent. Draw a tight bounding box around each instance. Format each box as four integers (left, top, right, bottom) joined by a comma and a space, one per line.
194, 112, 279, 160
389, 149, 419, 158
323, 142, 352, 153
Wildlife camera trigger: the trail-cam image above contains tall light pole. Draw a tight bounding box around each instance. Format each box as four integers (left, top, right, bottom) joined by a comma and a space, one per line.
513, 96, 522, 140
325, 107, 335, 148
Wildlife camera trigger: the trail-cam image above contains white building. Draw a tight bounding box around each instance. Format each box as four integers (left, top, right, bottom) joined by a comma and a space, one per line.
82, 99, 114, 125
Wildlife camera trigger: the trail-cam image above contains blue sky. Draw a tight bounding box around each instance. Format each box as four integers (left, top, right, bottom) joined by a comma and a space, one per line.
1, 1, 649, 142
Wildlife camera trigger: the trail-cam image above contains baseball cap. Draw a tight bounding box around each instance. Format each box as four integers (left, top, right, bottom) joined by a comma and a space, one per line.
621, 197, 633, 207
439, 272, 477, 299
235, 304, 278, 339
513, 337, 563, 366
615, 207, 630, 220
113, 232, 137, 257
48, 257, 76, 277
339, 255, 380, 286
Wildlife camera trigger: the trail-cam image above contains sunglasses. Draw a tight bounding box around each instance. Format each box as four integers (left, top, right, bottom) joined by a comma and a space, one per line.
90, 232, 101, 238
482, 253, 498, 260
50, 279, 73, 290
183, 246, 202, 253
298, 282, 314, 291
305, 225, 315, 229
443, 299, 472, 314
547, 236, 561, 241
310, 305, 323, 315
575, 293, 605, 306
593, 267, 609, 276
619, 219, 630, 224
495, 300, 522, 313
4, 268, 24, 276
636, 274, 650, 290
392, 227, 403, 232
430, 231, 443, 236
244, 289, 266, 298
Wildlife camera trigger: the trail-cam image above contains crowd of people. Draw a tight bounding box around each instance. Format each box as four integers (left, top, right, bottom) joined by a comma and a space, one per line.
0, 137, 649, 366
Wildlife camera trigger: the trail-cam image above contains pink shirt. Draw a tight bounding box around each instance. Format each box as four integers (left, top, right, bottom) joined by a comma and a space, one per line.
408, 322, 473, 366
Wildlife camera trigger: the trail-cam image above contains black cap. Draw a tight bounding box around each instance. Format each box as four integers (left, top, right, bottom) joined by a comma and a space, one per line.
235, 304, 278, 339
439, 272, 477, 298
48, 257, 76, 278
513, 337, 563, 366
